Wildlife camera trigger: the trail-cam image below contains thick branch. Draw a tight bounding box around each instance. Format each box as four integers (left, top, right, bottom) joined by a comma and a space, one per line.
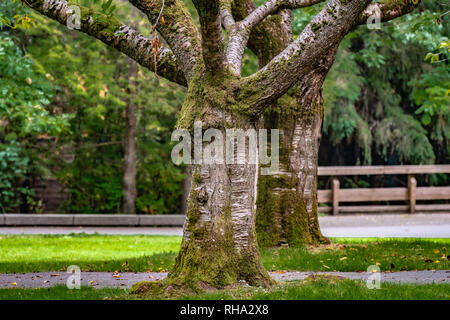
25, 0, 186, 86
242, 0, 324, 31
220, 0, 235, 31
357, 0, 422, 25
229, 1, 292, 67
127, 0, 203, 82
237, 0, 372, 113
192, 0, 225, 74
226, 0, 324, 75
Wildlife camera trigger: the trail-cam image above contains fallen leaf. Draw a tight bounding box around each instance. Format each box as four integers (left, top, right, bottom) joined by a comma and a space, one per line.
434, 249, 440, 254
340, 257, 348, 261
11, 282, 17, 286
113, 275, 121, 278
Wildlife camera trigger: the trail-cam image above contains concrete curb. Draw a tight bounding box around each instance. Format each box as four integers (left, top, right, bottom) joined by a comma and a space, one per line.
139, 215, 185, 226
73, 214, 139, 226
4, 214, 73, 226
1, 213, 449, 229
0, 214, 186, 227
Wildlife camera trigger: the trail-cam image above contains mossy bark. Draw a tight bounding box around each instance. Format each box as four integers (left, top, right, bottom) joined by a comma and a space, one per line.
256, 91, 328, 247
169, 160, 272, 290
167, 80, 273, 291
256, 46, 339, 247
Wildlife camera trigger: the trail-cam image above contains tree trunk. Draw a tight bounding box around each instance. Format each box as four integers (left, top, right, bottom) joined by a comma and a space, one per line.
167, 85, 273, 290
180, 166, 191, 215
256, 46, 338, 247
122, 60, 138, 214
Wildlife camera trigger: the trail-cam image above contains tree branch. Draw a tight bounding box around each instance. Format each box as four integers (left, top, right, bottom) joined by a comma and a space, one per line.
192, 0, 225, 74
228, 1, 292, 67
242, 0, 324, 31
357, 0, 422, 25
226, 0, 324, 75
220, 0, 235, 31
127, 0, 203, 82
237, 0, 372, 114
25, 0, 187, 86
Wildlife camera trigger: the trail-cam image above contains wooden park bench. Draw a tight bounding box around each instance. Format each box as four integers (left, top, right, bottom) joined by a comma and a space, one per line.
317, 165, 450, 215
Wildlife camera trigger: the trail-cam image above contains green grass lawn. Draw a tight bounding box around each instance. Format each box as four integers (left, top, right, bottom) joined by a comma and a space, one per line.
0, 285, 124, 300
181, 277, 450, 300
0, 234, 448, 273
1, 277, 449, 300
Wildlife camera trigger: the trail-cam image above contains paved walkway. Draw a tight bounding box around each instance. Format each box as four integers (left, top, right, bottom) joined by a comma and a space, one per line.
0, 271, 448, 289
0, 214, 449, 237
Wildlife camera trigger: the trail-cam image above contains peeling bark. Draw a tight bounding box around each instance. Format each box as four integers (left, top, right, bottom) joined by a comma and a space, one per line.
180, 166, 191, 215
170, 88, 272, 289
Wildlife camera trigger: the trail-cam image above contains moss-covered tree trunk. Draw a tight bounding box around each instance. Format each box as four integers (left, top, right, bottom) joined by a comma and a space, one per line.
256, 46, 339, 247
167, 80, 273, 290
